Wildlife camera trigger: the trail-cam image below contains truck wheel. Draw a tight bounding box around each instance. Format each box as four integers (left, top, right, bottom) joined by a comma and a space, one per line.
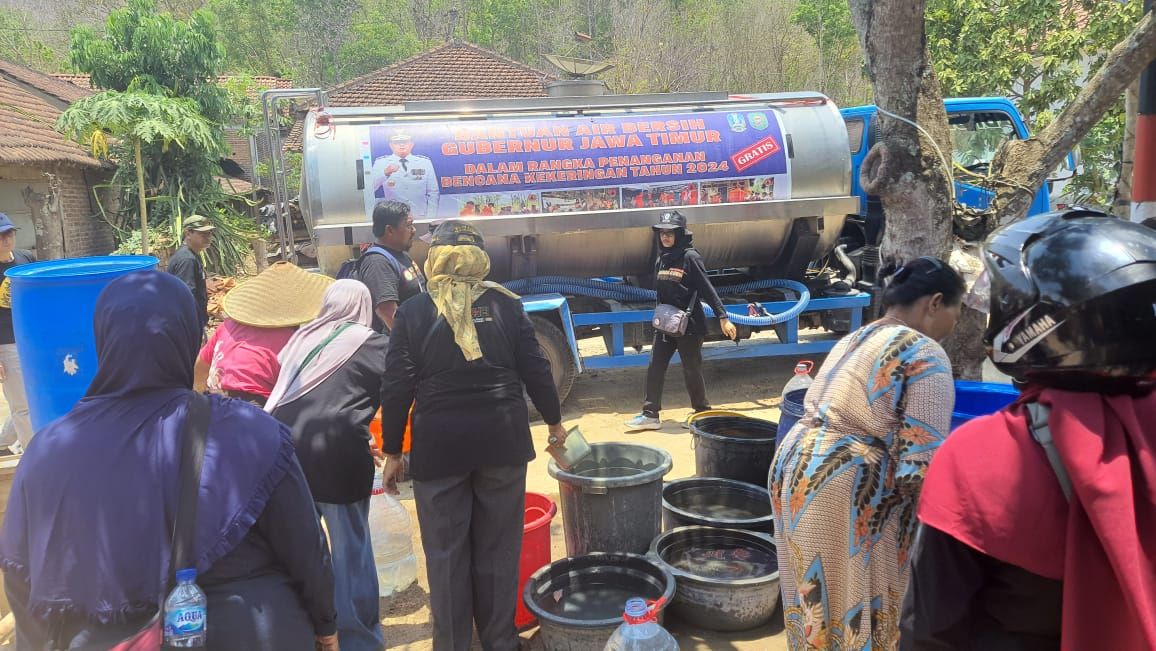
528, 315, 578, 420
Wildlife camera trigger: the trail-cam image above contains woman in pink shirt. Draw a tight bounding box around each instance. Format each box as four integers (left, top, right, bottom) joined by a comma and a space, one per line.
196, 263, 334, 404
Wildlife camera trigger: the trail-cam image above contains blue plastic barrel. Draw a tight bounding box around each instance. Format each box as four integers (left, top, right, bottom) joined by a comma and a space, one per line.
951, 380, 1019, 431
776, 388, 808, 449
9, 256, 158, 431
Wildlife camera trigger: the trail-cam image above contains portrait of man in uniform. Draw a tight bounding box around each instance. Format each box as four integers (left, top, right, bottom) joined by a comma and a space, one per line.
371, 131, 441, 218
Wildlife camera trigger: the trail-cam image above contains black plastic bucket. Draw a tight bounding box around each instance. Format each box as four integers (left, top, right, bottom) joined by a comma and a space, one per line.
524, 552, 676, 651
548, 442, 674, 556
662, 477, 774, 534
776, 388, 808, 448
691, 416, 778, 486
649, 526, 780, 632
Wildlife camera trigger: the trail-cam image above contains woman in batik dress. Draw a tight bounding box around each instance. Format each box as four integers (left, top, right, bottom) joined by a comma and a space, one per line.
770, 257, 965, 651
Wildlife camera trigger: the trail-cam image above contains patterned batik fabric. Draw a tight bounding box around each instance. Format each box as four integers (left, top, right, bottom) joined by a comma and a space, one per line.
769, 323, 955, 651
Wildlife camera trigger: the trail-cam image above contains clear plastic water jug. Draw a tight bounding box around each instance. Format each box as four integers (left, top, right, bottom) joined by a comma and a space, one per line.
603, 597, 677, 651
369, 473, 418, 598
782, 360, 814, 399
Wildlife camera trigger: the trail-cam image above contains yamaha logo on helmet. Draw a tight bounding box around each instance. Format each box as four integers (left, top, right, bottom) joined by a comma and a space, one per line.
992, 309, 1065, 363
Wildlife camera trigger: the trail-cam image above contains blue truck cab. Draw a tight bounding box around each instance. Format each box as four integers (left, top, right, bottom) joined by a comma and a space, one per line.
842, 97, 1073, 224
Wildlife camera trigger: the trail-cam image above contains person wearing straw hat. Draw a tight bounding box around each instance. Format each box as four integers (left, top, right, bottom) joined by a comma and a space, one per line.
195, 262, 333, 405
266, 280, 388, 651
167, 215, 215, 332
379, 220, 565, 651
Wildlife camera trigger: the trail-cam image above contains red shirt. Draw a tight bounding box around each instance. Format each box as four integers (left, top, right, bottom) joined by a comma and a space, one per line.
198, 319, 296, 398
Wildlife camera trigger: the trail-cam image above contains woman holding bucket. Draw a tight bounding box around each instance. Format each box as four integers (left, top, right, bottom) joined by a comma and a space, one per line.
769, 256, 963, 650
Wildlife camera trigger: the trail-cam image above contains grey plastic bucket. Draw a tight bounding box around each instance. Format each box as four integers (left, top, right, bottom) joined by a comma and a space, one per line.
523, 552, 675, 651
649, 526, 780, 632
691, 416, 778, 486
662, 477, 774, 534
776, 388, 808, 448
548, 442, 674, 556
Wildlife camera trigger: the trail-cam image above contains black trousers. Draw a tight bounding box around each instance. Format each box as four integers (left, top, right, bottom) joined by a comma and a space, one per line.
642, 333, 710, 417
413, 465, 527, 651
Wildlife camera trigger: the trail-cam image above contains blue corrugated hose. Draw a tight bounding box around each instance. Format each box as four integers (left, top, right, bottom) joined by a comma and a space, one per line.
502, 276, 811, 326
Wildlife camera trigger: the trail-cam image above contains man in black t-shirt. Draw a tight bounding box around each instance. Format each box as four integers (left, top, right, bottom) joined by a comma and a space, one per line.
0, 213, 36, 454
166, 215, 214, 333
358, 200, 426, 335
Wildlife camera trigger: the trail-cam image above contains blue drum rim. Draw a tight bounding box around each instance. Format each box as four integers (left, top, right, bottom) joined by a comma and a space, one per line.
7, 255, 158, 281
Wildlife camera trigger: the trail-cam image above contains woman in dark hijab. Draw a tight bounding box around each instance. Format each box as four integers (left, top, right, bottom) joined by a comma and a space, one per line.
0, 271, 339, 651
624, 210, 737, 431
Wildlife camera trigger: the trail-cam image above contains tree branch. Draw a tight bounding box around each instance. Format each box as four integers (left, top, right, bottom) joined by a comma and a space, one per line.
994, 9, 1156, 220
1038, 10, 1156, 172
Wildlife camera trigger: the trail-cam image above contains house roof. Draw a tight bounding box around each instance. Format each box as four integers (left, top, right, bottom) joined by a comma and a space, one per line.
0, 60, 100, 168
0, 61, 91, 106
51, 73, 295, 101
326, 41, 554, 106
284, 42, 555, 150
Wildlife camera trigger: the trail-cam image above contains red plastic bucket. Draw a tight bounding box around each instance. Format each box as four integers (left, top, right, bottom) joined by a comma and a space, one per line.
516, 492, 557, 630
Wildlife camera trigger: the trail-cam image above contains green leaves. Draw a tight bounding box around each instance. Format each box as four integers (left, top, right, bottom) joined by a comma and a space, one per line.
60, 0, 258, 274
926, 0, 1141, 204
57, 90, 220, 156
0, 7, 61, 71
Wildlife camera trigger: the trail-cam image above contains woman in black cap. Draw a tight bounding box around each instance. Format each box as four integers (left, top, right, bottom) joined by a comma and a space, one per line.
625, 210, 737, 431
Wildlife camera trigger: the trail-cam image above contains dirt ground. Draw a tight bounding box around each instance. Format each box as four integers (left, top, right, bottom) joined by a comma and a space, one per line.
0, 337, 1011, 650
0, 345, 802, 650
383, 351, 807, 651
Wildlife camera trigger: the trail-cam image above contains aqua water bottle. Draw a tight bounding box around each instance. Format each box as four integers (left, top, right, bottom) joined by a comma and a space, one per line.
163, 568, 206, 647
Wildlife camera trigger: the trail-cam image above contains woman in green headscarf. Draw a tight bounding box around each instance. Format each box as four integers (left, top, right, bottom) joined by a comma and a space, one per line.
379, 220, 566, 651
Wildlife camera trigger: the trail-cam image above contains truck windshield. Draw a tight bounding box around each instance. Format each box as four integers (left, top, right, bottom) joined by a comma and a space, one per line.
950, 111, 1019, 173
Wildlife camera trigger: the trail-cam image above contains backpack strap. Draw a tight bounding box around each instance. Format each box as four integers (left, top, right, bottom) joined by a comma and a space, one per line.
362, 245, 404, 276
1026, 402, 1073, 502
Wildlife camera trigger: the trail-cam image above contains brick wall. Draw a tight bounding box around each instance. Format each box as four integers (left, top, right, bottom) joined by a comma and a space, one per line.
54, 166, 116, 257
225, 129, 254, 180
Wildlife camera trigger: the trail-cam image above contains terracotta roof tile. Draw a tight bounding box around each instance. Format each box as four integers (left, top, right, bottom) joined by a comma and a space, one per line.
327, 42, 554, 106
283, 42, 555, 151
0, 60, 92, 105
0, 74, 100, 167
50, 73, 93, 90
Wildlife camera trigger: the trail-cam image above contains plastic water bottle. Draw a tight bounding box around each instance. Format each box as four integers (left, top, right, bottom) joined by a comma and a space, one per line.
163, 568, 206, 647
782, 360, 815, 399
603, 598, 678, 651
368, 473, 418, 598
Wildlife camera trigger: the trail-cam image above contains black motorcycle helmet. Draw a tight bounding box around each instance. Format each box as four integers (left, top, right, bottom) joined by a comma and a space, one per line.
983, 209, 1156, 384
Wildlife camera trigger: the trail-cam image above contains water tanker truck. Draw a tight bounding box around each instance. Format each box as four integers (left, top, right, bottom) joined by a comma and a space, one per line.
285, 90, 872, 404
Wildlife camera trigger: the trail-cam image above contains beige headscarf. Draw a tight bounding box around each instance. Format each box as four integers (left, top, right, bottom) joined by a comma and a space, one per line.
424, 244, 519, 361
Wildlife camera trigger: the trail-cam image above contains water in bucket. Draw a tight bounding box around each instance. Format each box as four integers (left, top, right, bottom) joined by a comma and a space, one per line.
669, 544, 777, 581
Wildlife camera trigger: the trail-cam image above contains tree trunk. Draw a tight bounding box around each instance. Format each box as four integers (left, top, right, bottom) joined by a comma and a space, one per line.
848, 0, 987, 377
1114, 81, 1140, 218
848, 0, 953, 266
21, 185, 64, 260
992, 10, 1156, 223
135, 138, 148, 256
